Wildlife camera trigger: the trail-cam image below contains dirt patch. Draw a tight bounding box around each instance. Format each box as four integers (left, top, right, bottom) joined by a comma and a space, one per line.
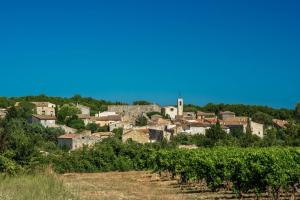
61, 171, 299, 200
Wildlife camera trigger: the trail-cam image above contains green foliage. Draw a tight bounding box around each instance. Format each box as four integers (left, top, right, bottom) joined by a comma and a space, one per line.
252, 111, 273, 125
57, 104, 80, 123
0, 117, 63, 174
7, 94, 126, 117
97, 125, 109, 132
113, 128, 123, 140
135, 116, 148, 126
65, 115, 85, 130
296, 103, 300, 121
205, 123, 228, 147
184, 103, 294, 120
86, 123, 98, 133
146, 112, 161, 118
0, 155, 22, 175
5, 103, 35, 120
154, 148, 300, 198
0, 97, 14, 108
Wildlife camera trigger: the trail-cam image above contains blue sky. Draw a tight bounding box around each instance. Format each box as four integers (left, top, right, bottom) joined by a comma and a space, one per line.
0, 0, 299, 108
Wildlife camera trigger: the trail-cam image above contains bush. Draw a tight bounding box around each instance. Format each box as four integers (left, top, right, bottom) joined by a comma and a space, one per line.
0, 155, 22, 175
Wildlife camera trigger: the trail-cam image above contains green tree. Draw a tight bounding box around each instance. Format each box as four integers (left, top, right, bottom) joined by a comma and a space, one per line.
296, 103, 300, 122
65, 115, 85, 130
135, 116, 148, 126
57, 104, 81, 123
86, 123, 98, 133
0, 97, 14, 108
252, 111, 273, 126
205, 123, 227, 147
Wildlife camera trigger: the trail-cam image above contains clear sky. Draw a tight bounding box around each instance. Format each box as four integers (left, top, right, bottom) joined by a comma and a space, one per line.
0, 0, 299, 108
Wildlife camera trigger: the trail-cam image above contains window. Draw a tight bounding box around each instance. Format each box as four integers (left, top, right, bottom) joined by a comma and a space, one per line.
42, 110, 46, 115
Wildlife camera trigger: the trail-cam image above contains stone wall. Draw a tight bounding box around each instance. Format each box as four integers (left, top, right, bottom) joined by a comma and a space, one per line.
107, 104, 161, 123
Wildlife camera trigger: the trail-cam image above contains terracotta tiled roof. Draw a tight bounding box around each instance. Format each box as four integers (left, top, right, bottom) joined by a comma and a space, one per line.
204, 117, 218, 124
220, 111, 235, 115
58, 134, 80, 139
197, 111, 216, 116
272, 119, 288, 128
221, 117, 248, 126
32, 102, 55, 107
189, 122, 211, 127
32, 114, 56, 120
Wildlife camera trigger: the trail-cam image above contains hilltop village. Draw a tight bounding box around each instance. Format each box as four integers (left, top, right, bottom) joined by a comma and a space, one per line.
0, 97, 289, 150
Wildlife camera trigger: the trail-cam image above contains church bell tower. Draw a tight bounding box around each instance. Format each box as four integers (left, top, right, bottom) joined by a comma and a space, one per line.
177, 97, 183, 116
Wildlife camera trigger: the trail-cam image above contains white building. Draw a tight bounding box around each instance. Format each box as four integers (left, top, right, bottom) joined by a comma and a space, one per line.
250, 121, 264, 138
161, 106, 177, 119
95, 111, 117, 117
30, 114, 56, 128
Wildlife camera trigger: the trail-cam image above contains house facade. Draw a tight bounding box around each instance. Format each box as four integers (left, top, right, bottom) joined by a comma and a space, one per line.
30, 114, 56, 128
58, 132, 113, 150
32, 102, 56, 116
162, 106, 177, 119
76, 104, 91, 116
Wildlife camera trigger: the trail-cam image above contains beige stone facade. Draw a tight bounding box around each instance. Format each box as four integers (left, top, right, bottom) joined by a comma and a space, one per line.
32, 102, 56, 116
107, 104, 161, 123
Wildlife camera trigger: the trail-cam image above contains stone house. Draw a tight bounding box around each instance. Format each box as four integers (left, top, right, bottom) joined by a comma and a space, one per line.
109, 121, 123, 131
220, 111, 236, 119
58, 132, 113, 150
77, 114, 91, 126
184, 121, 211, 135
107, 104, 161, 123
32, 102, 56, 116
30, 114, 56, 128
148, 126, 172, 142
183, 112, 196, 120
95, 111, 118, 117
76, 104, 91, 116
90, 115, 122, 127
197, 111, 216, 120
162, 106, 177, 119
0, 108, 7, 119
220, 117, 264, 137
250, 121, 264, 138
122, 128, 150, 144
220, 116, 248, 133
272, 119, 288, 129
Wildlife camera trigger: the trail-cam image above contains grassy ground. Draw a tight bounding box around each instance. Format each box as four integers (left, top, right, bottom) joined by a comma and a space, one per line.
0, 173, 78, 200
